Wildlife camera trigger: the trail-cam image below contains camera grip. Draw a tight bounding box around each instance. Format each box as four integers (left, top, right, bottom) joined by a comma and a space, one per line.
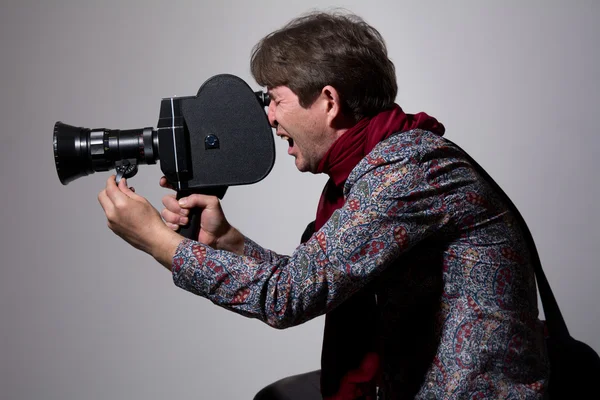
176, 191, 202, 240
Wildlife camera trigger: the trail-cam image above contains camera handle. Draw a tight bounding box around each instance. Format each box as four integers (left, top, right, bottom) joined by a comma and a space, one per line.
176, 187, 228, 240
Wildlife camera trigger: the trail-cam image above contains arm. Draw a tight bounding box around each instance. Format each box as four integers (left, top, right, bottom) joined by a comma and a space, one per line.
97, 175, 290, 273
160, 186, 288, 264
172, 159, 452, 329
243, 235, 288, 263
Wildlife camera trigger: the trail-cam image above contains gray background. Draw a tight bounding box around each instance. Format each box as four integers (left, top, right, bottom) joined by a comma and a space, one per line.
1, 1, 598, 399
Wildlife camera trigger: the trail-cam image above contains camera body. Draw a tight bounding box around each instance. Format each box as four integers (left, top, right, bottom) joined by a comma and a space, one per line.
53, 74, 275, 238
156, 74, 274, 195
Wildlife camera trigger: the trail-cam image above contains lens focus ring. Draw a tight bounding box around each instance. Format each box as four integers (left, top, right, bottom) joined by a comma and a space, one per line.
90, 130, 105, 156
90, 129, 108, 170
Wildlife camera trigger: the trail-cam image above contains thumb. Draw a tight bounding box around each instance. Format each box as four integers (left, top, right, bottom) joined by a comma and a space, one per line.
178, 193, 219, 210
118, 178, 143, 200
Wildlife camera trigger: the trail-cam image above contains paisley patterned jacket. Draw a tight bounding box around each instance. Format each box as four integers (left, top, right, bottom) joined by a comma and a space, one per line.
172, 129, 549, 399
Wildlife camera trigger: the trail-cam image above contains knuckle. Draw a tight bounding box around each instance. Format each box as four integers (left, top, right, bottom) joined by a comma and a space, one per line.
167, 212, 179, 224
114, 198, 128, 210
199, 195, 216, 210
166, 205, 178, 214
164, 196, 176, 208
161, 209, 173, 221
208, 197, 220, 208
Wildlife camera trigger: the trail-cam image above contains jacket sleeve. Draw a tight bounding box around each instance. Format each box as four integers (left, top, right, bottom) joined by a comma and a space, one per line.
171, 158, 455, 329
242, 236, 287, 264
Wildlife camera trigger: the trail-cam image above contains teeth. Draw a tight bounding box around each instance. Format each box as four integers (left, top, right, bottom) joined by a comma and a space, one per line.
278, 133, 293, 147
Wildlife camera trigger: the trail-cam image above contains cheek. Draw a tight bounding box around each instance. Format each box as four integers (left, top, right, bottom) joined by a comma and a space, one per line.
268, 103, 277, 124
276, 108, 289, 127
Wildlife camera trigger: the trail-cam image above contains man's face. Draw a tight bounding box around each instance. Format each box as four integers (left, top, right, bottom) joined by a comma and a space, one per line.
267, 86, 338, 173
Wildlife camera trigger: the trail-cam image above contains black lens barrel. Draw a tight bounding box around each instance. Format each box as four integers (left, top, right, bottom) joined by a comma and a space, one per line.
53, 122, 159, 185
89, 127, 158, 171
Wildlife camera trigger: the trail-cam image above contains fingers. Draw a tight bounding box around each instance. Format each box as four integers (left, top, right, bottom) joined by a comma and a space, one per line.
162, 194, 188, 215
160, 193, 220, 231
117, 178, 143, 201
159, 176, 174, 190
177, 193, 220, 210
102, 176, 149, 217
104, 176, 128, 205
97, 189, 114, 215
159, 176, 218, 211
161, 194, 187, 229
161, 209, 186, 230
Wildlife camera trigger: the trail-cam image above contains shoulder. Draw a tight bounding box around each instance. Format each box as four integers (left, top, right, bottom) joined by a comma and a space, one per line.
366, 129, 455, 165
344, 129, 468, 196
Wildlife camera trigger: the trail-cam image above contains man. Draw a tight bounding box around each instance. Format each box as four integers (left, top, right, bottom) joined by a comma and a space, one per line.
98, 11, 549, 399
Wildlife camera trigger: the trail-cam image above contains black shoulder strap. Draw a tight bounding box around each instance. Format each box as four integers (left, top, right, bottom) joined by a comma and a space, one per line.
301, 220, 316, 244
444, 138, 570, 340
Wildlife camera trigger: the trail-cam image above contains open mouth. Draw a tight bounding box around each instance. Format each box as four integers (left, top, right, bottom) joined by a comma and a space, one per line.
280, 134, 294, 148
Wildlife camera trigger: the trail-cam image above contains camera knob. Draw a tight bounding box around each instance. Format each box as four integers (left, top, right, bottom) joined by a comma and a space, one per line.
115, 159, 138, 183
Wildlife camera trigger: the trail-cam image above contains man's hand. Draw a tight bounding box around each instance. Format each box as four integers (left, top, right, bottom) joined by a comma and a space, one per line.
159, 177, 245, 255
98, 176, 183, 269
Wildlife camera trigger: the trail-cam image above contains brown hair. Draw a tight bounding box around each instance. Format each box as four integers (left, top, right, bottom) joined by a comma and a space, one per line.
251, 11, 398, 121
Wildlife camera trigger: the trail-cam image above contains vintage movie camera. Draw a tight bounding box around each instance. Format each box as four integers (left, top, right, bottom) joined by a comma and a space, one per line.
53, 74, 274, 239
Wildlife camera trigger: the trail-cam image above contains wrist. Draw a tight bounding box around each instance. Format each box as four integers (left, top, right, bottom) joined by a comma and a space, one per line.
149, 225, 185, 270
216, 226, 245, 255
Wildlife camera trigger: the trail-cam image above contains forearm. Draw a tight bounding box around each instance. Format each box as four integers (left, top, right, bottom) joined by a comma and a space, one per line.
152, 222, 246, 269
171, 211, 401, 328
151, 223, 278, 271
172, 238, 323, 328
243, 235, 287, 263
170, 155, 453, 328
150, 227, 186, 271
214, 225, 245, 255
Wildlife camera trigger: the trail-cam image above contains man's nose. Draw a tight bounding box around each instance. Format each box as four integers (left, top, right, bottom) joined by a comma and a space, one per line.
267, 102, 278, 128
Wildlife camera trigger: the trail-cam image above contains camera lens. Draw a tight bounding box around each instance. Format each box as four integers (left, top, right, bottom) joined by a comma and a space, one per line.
53, 121, 159, 185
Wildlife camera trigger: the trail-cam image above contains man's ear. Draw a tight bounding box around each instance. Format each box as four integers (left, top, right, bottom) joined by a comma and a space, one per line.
321, 85, 342, 128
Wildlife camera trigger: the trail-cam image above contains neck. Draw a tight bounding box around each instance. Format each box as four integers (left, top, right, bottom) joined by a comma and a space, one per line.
331, 113, 359, 139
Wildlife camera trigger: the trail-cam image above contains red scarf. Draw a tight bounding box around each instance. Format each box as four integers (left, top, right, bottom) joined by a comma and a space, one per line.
314, 104, 445, 399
